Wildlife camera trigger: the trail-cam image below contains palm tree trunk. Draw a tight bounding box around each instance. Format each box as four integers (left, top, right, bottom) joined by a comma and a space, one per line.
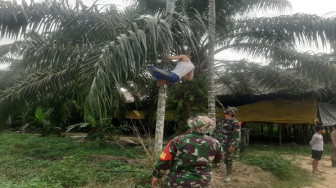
153, 0, 175, 154
165, 0, 174, 23
154, 84, 168, 153
208, 0, 216, 126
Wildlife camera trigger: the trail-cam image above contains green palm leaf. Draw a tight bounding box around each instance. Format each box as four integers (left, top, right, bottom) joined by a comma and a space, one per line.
217, 60, 325, 96
236, 14, 336, 48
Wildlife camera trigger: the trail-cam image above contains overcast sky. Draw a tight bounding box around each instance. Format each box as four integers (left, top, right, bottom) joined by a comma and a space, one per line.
1, 0, 336, 69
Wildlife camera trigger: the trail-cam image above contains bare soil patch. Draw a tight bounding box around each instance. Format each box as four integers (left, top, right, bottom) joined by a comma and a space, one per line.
295, 155, 336, 188
212, 161, 275, 188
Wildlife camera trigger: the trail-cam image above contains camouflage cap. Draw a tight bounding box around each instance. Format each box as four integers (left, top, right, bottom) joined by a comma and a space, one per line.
224, 106, 238, 114
187, 116, 214, 134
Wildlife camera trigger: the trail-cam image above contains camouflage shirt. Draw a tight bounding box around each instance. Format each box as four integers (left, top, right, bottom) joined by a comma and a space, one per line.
153, 132, 224, 187
212, 117, 241, 148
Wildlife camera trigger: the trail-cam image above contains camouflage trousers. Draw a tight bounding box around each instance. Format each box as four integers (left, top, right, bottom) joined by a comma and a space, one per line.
166, 174, 211, 188
223, 144, 234, 165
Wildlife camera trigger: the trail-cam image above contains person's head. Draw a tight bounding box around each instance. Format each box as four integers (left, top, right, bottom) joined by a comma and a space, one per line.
316, 125, 325, 134
187, 116, 214, 134
224, 107, 238, 118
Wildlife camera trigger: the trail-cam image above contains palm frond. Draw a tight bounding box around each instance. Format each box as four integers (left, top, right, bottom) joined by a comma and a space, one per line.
171, 12, 207, 58
0, 40, 27, 56
220, 36, 336, 89
270, 48, 336, 86
236, 14, 336, 48
0, 0, 58, 39
216, 60, 326, 96
135, 0, 166, 15
0, 0, 125, 40
215, 29, 295, 55
236, 0, 291, 14
87, 16, 170, 117
21, 32, 100, 71
0, 67, 79, 103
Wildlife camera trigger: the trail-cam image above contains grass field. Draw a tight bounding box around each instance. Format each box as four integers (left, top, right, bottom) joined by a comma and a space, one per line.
0, 132, 152, 188
0, 131, 320, 187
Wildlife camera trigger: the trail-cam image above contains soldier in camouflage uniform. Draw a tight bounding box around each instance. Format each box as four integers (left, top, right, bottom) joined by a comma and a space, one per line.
152, 116, 224, 188
239, 122, 249, 159
212, 107, 241, 182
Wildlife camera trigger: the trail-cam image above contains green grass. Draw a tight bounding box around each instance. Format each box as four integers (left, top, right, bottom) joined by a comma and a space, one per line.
0, 132, 152, 188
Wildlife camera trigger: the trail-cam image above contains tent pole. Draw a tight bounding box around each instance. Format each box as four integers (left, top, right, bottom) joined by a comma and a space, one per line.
279, 124, 282, 146
268, 123, 270, 140
270, 123, 273, 143
289, 125, 292, 138
303, 124, 307, 144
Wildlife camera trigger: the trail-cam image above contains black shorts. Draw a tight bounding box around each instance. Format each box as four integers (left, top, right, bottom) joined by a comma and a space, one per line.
312, 150, 323, 160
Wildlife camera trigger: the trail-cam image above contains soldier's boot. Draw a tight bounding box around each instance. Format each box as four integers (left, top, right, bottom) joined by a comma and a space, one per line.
224, 164, 233, 182
332, 161, 336, 167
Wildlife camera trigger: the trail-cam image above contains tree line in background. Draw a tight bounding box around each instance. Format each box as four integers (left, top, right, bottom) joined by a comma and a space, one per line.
1, 0, 336, 139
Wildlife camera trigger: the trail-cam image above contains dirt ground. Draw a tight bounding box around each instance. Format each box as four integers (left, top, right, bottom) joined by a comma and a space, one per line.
88, 154, 275, 188
212, 161, 275, 188
295, 155, 336, 188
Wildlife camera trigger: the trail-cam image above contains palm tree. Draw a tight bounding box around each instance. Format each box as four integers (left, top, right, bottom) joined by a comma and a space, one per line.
0, 1, 205, 129
153, 0, 175, 154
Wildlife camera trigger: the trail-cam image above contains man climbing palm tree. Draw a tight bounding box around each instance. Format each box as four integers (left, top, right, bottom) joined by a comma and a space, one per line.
150, 54, 195, 87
